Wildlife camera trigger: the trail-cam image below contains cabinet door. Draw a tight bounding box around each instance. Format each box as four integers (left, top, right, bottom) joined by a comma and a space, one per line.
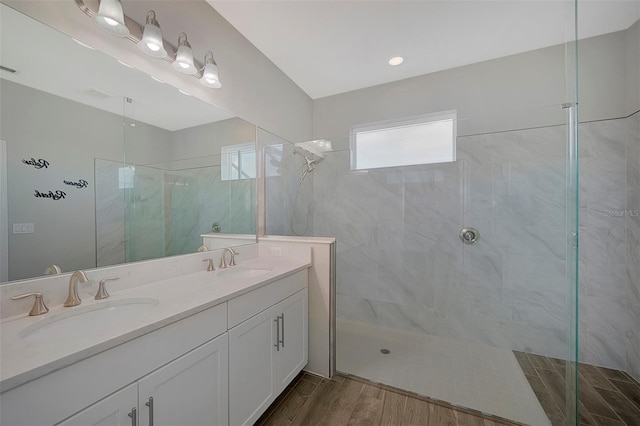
137, 333, 228, 426
57, 383, 137, 426
228, 307, 275, 426
273, 288, 308, 391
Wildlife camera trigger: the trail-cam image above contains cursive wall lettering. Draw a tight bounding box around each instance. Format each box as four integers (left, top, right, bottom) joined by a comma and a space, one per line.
34, 190, 66, 200
63, 179, 89, 189
22, 158, 50, 169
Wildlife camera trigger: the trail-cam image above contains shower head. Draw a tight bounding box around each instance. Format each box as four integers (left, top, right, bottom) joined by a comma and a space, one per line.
294, 139, 332, 160
304, 155, 323, 172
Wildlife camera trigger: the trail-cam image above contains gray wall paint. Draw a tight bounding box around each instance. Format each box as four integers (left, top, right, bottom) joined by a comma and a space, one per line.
169, 118, 256, 163
1, 80, 124, 280
3, 0, 313, 145
313, 26, 636, 150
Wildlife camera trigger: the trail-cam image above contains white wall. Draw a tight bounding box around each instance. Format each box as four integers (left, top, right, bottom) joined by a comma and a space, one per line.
313, 27, 635, 149
2, 0, 313, 145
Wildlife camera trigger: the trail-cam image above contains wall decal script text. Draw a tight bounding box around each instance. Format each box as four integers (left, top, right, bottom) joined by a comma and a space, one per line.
22, 158, 50, 169
34, 190, 66, 200
64, 179, 89, 189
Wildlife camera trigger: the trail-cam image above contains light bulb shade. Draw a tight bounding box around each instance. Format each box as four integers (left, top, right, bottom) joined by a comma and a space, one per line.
137, 11, 167, 58
93, 0, 130, 37
200, 52, 221, 88
172, 33, 197, 75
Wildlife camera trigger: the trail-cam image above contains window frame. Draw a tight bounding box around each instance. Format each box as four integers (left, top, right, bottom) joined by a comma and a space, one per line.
349, 110, 457, 171
220, 142, 256, 181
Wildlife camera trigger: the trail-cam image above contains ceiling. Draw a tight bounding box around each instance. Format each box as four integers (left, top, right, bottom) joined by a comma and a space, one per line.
0, 3, 233, 131
209, 0, 640, 99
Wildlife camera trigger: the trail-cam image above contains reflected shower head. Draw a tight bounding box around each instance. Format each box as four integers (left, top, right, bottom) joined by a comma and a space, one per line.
304, 155, 323, 172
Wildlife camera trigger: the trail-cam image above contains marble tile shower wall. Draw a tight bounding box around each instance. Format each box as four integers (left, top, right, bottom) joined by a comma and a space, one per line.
164, 166, 256, 254
313, 117, 633, 369
125, 165, 165, 262
626, 111, 640, 382
95, 159, 125, 267
96, 161, 256, 266
265, 143, 315, 236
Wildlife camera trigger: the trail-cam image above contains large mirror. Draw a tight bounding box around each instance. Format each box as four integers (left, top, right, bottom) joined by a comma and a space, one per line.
0, 3, 257, 282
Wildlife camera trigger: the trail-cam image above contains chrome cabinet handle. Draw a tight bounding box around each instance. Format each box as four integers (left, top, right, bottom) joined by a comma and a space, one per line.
280, 313, 285, 348
128, 407, 137, 426
274, 317, 280, 351
145, 397, 154, 426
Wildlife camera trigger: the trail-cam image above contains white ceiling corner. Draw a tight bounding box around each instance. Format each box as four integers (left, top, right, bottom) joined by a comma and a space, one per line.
208, 0, 640, 99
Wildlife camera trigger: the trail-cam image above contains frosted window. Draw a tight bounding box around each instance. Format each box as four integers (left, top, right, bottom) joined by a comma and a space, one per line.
221, 142, 256, 181
351, 111, 456, 170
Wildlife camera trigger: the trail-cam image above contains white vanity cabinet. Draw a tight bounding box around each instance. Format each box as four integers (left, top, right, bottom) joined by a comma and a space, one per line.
1, 266, 310, 426
228, 270, 308, 426
56, 383, 138, 426
137, 333, 228, 426
56, 331, 229, 426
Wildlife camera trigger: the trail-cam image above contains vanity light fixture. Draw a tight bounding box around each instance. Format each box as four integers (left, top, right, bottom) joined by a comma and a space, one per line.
199, 51, 222, 88
172, 33, 197, 75
137, 10, 167, 58
75, 0, 222, 89
93, 0, 130, 37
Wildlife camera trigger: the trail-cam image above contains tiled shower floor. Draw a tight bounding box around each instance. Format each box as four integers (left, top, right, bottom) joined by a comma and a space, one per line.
337, 319, 551, 425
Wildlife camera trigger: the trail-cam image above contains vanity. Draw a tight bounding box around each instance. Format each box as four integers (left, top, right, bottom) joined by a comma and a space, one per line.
0, 253, 310, 426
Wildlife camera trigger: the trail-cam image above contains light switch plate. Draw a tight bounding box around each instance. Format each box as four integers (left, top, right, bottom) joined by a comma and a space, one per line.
13, 223, 34, 234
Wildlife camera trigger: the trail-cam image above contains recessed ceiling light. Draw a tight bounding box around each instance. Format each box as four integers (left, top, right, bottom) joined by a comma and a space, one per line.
388, 56, 404, 66
117, 60, 133, 68
178, 89, 192, 96
72, 38, 95, 50
151, 76, 165, 84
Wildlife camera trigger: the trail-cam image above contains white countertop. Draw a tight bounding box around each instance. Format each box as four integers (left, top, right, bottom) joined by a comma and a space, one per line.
0, 256, 310, 393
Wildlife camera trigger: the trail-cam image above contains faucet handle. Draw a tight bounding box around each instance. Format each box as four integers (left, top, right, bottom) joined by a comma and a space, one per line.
11, 292, 49, 316
229, 249, 239, 266
95, 277, 119, 300
203, 258, 215, 272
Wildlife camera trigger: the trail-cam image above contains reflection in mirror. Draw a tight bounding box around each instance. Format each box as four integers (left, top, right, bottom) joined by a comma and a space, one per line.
260, 128, 333, 237
0, 4, 257, 282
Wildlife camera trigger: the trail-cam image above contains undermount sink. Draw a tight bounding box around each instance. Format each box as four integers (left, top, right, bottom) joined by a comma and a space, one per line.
19, 298, 159, 342
217, 266, 273, 279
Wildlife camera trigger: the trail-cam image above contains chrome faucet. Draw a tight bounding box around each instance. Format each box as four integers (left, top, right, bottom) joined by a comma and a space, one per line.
219, 247, 239, 269
64, 270, 89, 307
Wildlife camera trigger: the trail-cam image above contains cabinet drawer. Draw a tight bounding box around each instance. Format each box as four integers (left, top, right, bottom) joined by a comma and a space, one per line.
228, 270, 307, 328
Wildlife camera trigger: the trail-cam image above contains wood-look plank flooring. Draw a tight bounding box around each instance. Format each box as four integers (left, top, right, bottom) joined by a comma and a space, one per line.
257, 372, 521, 426
515, 351, 640, 426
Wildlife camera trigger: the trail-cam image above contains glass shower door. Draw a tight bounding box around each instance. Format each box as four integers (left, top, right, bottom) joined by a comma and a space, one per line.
458, 103, 579, 424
